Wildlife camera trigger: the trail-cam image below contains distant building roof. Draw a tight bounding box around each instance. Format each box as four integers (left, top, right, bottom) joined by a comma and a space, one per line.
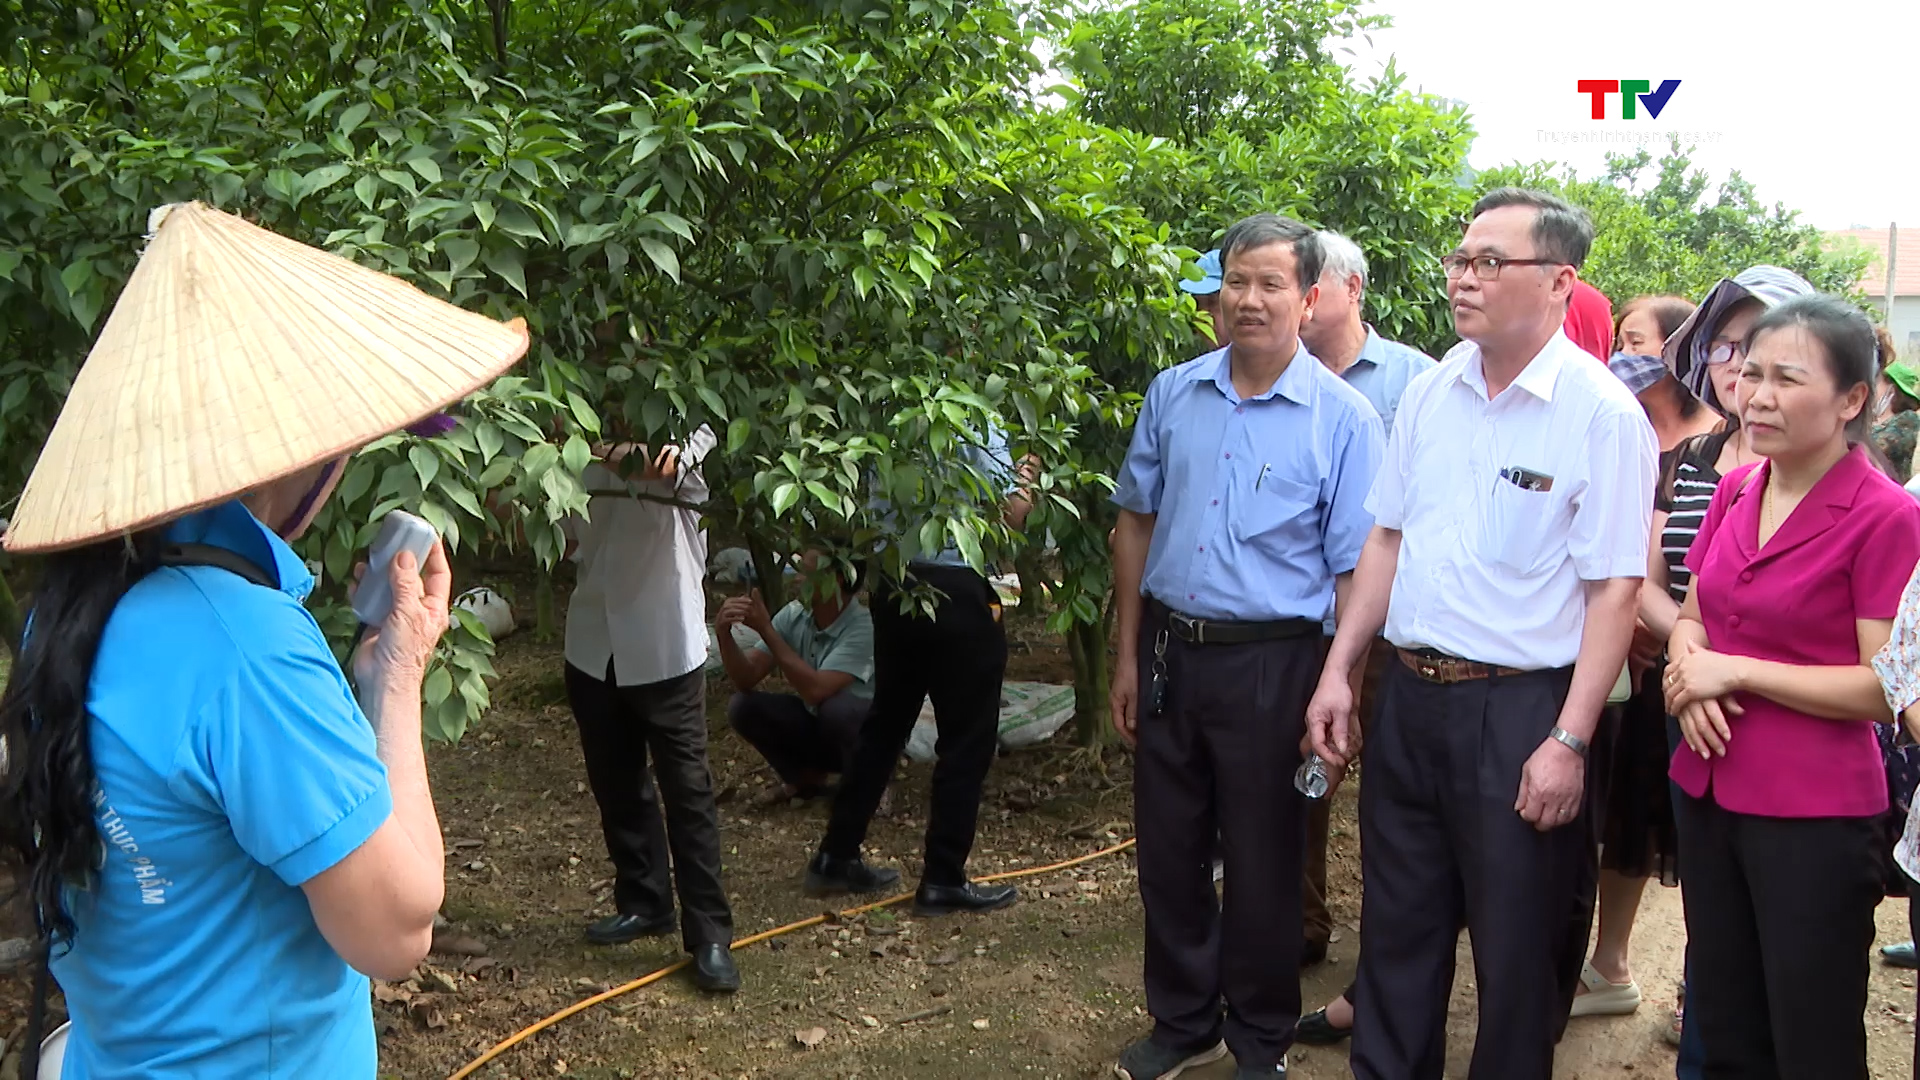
1828, 227, 1920, 298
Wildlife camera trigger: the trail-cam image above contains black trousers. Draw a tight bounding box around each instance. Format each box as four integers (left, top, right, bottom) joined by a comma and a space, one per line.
564, 661, 733, 950
1133, 605, 1320, 1068
728, 688, 873, 784
1674, 791, 1880, 1080
1350, 660, 1582, 1080
821, 564, 1006, 886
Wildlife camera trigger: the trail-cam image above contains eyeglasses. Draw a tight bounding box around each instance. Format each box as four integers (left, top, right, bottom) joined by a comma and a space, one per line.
1440, 254, 1566, 281
1706, 341, 1745, 368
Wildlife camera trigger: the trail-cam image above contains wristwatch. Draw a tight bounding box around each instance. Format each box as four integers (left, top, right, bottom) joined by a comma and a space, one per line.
1548, 726, 1589, 757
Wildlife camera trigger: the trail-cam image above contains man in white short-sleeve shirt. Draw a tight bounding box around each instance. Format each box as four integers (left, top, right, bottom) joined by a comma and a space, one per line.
1305, 188, 1656, 1080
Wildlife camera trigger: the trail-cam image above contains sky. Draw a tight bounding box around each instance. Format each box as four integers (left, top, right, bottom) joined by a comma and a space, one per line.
1333, 1, 1919, 231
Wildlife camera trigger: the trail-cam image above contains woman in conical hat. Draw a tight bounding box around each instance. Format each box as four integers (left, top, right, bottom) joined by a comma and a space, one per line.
0, 202, 527, 1078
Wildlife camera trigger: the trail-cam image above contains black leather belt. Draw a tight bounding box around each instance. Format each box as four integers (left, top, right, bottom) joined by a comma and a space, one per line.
1148, 598, 1319, 646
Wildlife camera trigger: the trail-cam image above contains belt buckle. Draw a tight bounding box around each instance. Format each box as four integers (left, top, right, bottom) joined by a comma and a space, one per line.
1419, 659, 1440, 682
1170, 611, 1202, 644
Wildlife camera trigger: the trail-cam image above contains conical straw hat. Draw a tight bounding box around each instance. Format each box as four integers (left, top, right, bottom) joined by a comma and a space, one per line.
3, 202, 529, 553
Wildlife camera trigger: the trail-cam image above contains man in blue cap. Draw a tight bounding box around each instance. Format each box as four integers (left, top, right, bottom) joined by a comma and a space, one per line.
1181, 249, 1227, 349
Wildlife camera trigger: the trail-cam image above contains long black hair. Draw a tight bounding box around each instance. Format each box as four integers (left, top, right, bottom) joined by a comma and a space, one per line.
0, 533, 161, 945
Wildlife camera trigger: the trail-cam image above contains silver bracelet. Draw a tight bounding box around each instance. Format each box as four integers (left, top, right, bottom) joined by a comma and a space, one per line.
1548, 726, 1589, 757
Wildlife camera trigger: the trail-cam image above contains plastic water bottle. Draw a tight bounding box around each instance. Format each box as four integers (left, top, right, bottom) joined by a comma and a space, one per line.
1294, 753, 1331, 799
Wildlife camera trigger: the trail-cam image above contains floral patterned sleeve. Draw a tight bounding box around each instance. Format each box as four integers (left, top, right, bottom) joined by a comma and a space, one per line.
1873, 561, 1920, 718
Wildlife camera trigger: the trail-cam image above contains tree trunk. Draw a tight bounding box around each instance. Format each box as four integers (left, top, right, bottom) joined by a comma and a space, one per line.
1012, 548, 1047, 619
744, 533, 785, 607
1069, 611, 1112, 747
533, 572, 556, 643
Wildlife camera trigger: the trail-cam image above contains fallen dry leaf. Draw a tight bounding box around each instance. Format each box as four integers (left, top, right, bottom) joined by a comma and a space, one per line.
794, 1026, 828, 1049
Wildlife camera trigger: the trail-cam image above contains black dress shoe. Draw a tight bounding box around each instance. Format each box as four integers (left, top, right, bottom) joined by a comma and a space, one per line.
584, 911, 676, 946
804, 851, 902, 896
912, 880, 1018, 916
1294, 1007, 1352, 1046
1301, 940, 1329, 967
691, 943, 741, 992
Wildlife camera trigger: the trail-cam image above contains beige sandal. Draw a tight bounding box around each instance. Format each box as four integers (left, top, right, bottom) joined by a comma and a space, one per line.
1570, 959, 1642, 1017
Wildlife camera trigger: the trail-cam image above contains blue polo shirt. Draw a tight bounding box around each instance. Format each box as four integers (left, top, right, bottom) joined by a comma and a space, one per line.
50, 500, 390, 1079
1113, 344, 1384, 622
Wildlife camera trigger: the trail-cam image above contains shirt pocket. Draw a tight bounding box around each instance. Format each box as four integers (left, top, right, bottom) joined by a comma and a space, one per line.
1230, 474, 1320, 545
1476, 475, 1566, 577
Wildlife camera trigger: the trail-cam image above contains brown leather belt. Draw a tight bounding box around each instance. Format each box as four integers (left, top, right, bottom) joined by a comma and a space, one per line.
1396, 648, 1528, 685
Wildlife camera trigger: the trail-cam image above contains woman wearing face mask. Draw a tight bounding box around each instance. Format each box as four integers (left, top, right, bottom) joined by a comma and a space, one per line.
0, 203, 527, 1078
1663, 294, 1920, 1080
1565, 296, 1702, 1026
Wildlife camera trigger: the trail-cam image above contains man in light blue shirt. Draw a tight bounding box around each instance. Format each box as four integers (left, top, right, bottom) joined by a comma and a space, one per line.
1301, 231, 1437, 441
1293, 230, 1437, 1039
1108, 214, 1384, 1080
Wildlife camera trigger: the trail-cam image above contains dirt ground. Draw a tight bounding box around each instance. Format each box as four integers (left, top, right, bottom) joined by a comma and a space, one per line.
3, 610, 1918, 1079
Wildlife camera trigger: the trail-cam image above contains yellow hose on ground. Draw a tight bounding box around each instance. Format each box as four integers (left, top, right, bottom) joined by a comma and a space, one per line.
445, 838, 1138, 1080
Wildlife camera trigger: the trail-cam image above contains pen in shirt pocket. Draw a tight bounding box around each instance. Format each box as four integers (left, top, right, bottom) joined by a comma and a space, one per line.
1257, 463, 1271, 490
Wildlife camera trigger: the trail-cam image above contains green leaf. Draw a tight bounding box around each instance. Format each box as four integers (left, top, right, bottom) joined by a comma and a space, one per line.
566, 391, 602, 435
494, 203, 546, 242
0, 250, 22, 281
695, 385, 727, 420
628, 134, 665, 166
476, 422, 504, 463
338, 102, 371, 136
407, 157, 443, 184
638, 238, 680, 282
337, 461, 376, 507
409, 444, 441, 490
946, 518, 984, 570
522, 441, 561, 478
440, 237, 480, 277
482, 246, 527, 297
0, 379, 30, 417
353, 174, 380, 210
60, 259, 92, 300
563, 434, 592, 475
726, 417, 751, 452
424, 665, 453, 706
472, 200, 497, 232
771, 482, 801, 516
300, 164, 352, 198
302, 88, 347, 120
851, 265, 876, 299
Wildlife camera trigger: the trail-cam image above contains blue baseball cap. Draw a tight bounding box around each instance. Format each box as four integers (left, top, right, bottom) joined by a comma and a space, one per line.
1179, 250, 1223, 296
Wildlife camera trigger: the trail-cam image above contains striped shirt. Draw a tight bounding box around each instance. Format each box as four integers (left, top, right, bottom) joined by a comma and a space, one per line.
1655, 429, 1732, 603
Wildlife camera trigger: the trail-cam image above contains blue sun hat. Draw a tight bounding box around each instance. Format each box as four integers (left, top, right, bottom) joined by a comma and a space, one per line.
1180, 249, 1223, 296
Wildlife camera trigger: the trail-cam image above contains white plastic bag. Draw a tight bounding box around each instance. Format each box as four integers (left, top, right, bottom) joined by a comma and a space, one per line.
453, 586, 517, 640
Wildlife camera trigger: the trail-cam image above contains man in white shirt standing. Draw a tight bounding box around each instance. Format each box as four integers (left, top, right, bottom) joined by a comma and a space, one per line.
1306, 188, 1655, 1079
563, 424, 739, 993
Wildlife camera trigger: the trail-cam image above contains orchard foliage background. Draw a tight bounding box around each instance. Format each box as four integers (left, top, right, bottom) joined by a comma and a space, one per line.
0, 0, 1862, 742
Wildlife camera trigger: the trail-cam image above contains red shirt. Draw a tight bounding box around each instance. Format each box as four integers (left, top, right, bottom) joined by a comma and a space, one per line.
1671, 445, 1920, 818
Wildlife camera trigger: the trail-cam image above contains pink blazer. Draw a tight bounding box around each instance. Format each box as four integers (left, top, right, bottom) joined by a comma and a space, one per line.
1671, 446, 1920, 818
